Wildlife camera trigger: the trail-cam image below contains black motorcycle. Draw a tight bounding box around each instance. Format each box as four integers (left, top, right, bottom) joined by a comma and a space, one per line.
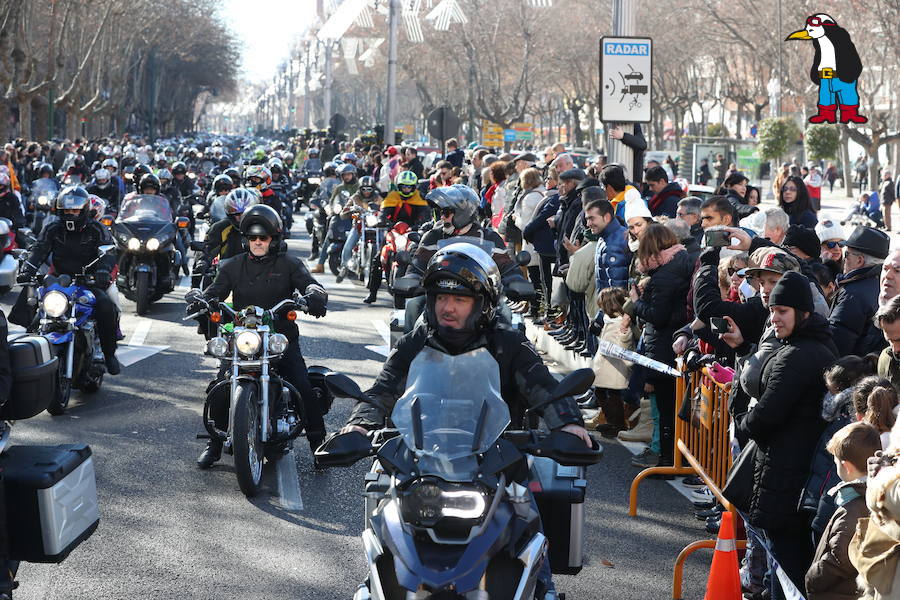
317, 356, 602, 600
111, 194, 187, 315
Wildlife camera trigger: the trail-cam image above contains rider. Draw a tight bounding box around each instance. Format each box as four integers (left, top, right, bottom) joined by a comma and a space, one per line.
202, 189, 259, 268
190, 204, 329, 467
336, 176, 382, 286
128, 164, 152, 195
340, 243, 589, 596
330, 163, 360, 202
18, 186, 121, 375
171, 161, 201, 200
157, 169, 182, 214
380, 170, 430, 228
86, 168, 121, 210
206, 174, 235, 222
310, 164, 360, 274
302, 147, 321, 174
0, 174, 26, 230
245, 165, 280, 215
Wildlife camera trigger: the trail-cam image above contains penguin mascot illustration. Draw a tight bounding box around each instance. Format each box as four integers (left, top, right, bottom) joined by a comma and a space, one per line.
786, 13, 867, 124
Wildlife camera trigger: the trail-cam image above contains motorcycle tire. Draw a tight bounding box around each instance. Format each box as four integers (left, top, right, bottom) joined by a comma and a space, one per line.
47, 372, 72, 416
232, 380, 264, 497
328, 252, 342, 276
81, 371, 103, 393
135, 270, 151, 316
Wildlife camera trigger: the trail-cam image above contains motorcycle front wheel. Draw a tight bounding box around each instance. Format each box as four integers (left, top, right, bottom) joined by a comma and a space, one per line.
232, 380, 264, 497
47, 370, 72, 416
135, 270, 151, 315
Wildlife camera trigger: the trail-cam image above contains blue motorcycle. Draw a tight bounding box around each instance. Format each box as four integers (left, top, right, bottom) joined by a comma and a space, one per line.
25, 245, 115, 415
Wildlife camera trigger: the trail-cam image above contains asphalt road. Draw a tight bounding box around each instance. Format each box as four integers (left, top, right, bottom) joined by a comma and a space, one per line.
9, 214, 716, 600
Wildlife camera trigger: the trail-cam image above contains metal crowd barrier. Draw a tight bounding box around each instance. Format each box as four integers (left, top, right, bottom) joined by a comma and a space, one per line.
627, 365, 748, 600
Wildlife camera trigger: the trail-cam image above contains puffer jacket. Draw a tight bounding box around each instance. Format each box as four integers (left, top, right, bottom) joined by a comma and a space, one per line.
830, 264, 884, 356
594, 218, 629, 291
632, 248, 693, 379
523, 190, 559, 256
735, 312, 838, 531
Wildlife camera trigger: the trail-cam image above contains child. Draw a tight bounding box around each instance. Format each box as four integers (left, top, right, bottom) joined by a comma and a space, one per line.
805, 421, 882, 599
585, 287, 634, 436
853, 378, 898, 449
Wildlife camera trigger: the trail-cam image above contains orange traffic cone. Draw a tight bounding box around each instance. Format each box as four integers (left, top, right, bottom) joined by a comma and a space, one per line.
703, 511, 742, 600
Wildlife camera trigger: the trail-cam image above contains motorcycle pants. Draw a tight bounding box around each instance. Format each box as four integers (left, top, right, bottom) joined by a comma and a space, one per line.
89, 286, 118, 358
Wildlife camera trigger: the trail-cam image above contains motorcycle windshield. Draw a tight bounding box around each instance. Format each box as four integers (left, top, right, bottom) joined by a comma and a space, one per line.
117, 194, 173, 223
31, 179, 60, 195
392, 347, 509, 479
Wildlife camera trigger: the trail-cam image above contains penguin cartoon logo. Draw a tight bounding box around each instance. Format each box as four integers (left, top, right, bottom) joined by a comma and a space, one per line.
786, 13, 867, 125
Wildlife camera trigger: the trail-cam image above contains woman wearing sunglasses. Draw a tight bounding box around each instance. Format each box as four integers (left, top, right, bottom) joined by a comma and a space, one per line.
777, 175, 818, 228
815, 219, 847, 270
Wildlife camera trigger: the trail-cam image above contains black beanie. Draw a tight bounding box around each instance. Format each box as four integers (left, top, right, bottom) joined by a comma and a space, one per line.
768, 271, 813, 313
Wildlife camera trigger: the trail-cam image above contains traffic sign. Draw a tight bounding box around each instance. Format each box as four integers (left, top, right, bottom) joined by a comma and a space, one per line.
426, 106, 460, 141
503, 129, 516, 142
513, 122, 534, 141
600, 36, 652, 123
481, 120, 504, 146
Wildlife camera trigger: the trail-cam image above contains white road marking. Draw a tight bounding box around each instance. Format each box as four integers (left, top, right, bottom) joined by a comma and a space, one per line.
177, 275, 191, 290
371, 319, 390, 345
617, 439, 697, 503
115, 344, 169, 367
275, 449, 304, 512
128, 318, 152, 347
365, 344, 391, 357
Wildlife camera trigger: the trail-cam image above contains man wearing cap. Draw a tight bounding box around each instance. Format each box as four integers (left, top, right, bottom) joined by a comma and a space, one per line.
783, 225, 822, 263
829, 226, 890, 355
551, 168, 587, 270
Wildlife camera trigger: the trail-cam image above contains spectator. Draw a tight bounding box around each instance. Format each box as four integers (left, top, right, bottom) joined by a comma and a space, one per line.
676, 196, 703, 243
783, 224, 822, 263
805, 422, 881, 600
811, 262, 840, 304
429, 160, 454, 190
852, 379, 898, 449
512, 167, 546, 316
773, 161, 791, 199
880, 249, 900, 307
805, 165, 824, 212
485, 160, 508, 227
629, 224, 693, 469
718, 252, 749, 302
585, 287, 634, 435
402, 147, 424, 179
666, 218, 700, 264
502, 153, 538, 255
468, 148, 489, 190
734, 271, 838, 598
779, 175, 818, 228
696, 157, 712, 186
599, 164, 642, 220
881, 169, 896, 232
523, 168, 560, 323
553, 168, 587, 269
444, 138, 464, 169
816, 218, 847, 272
831, 227, 890, 356
607, 124, 646, 183
713, 152, 728, 188
699, 195, 737, 229
720, 172, 757, 220
587, 198, 629, 294
876, 296, 900, 389
825, 162, 838, 193
551, 152, 575, 175
746, 185, 761, 207
645, 165, 685, 218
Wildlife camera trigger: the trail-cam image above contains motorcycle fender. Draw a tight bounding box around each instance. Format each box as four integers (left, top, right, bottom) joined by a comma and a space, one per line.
361, 528, 386, 600
378, 499, 515, 594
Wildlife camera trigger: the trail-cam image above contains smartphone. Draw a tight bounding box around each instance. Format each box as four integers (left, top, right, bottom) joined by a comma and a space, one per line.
704, 229, 731, 248
710, 317, 729, 334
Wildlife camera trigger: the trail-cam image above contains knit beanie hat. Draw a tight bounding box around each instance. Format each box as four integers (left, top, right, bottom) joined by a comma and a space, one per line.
768, 271, 813, 313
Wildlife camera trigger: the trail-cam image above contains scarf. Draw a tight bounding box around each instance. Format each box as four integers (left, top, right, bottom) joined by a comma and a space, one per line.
638, 244, 685, 273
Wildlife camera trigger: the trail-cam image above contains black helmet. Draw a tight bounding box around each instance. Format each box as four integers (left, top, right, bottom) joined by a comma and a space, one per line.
218, 154, 231, 167
426, 184, 480, 231
171, 161, 187, 176
358, 176, 376, 198
240, 204, 282, 240
422, 242, 501, 332
139, 173, 161, 194
55, 185, 91, 231
132, 164, 151, 191
73, 155, 85, 166
323, 162, 337, 177
37, 162, 54, 178
224, 167, 241, 186
212, 174, 234, 194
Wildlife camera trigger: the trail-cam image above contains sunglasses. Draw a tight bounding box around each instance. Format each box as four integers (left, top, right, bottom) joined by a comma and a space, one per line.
823, 241, 843, 249
727, 268, 745, 277
246, 235, 271, 242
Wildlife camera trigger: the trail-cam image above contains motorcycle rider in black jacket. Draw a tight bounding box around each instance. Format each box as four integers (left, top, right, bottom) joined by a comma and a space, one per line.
18, 186, 121, 375
342, 243, 588, 597
86, 168, 121, 212
190, 204, 329, 468
0, 173, 25, 230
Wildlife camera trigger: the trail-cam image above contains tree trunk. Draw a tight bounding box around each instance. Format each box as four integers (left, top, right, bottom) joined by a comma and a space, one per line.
66, 108, 79, 140
17, 97, 32, 139
33, 97, 48, 141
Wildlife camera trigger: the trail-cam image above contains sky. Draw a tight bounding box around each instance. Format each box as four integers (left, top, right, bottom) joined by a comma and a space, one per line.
221, 0, 317, 83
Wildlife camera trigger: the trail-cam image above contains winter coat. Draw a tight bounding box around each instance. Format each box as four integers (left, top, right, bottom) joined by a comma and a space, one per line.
513, 187, 545, 266
555, 188, 583, 267
633, 248, 693, 379
725, 189, 758, 221
591, 315, 634, 390
734, 312, 838, 531
648, 181, 684, 218
830, 264, 884, 356
565, 241, 598, 318
787, 206, 818, 228
852, 464, 900, 600
594, 218, 629, 291
805, 480, 869, 600
523, 191, 559, 256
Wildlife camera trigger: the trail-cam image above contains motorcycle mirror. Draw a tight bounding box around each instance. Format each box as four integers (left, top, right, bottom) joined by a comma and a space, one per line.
515, 250, 531, 267
189, 240, 205, 251
98, 244, 115, 256
550, 368, 595, 401
313, 431, 374, 468
395, 250, 411, 266
184, 288, 203, 303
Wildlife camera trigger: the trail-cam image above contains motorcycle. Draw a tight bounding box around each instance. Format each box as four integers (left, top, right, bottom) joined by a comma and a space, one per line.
342, 208, 387, 292
22, 245, 116, 414
27, 178, 59, 234
381, 221, 421, 309
0, 218, 24, 293
296, 170, 322, 210
323, 191, 351, 276
111, 194, 187, 315
184, 291, 329, 497
316, 357, 602, 600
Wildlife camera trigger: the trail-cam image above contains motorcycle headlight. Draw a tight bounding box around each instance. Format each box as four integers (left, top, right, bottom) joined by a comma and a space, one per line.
206, 336, 229, 357
127, 237, 141, 250
42, 290, 69, 318
365, 214, 380, 227
400, 479, 490, 530
146, 237, 160, 251
37, 195, 50, 206
308, 177, 320, 185
235, 330, 261, 357
268, 333, 288, 354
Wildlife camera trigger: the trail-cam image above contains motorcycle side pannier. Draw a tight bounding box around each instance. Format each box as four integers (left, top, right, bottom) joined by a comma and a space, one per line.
530, 457, 587, 575
0, 334, 58, 420
1, 444, 99, 563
